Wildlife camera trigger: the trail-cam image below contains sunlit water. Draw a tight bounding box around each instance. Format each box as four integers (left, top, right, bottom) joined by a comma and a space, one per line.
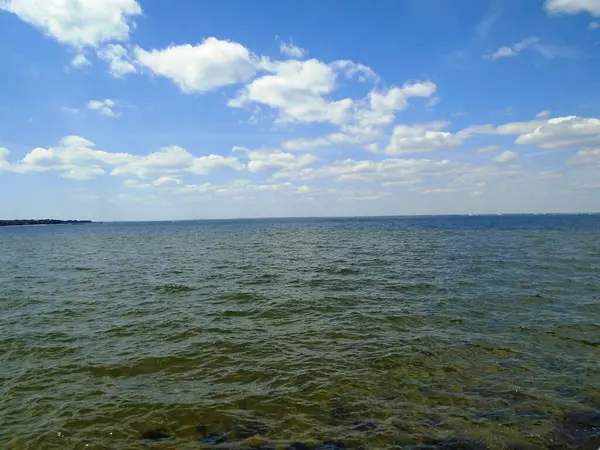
1, 216, 599, 450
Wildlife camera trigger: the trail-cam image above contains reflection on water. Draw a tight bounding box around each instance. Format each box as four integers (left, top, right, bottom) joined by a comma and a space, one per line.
0, 216, 599, 449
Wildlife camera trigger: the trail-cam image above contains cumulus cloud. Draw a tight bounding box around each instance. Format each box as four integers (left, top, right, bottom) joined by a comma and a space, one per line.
229, 58, 354, 124
97, 44, 136, 77
87, 99, 120, 117
282, 81, 436, 150
135, 38, 259, 93
111, 146, 243, 178
504, 116, 600, 149
545, 0, 600, 16
279, 41, 306, 58
493, 150, 518, 163
0, 136, 244, 180
70, 52, 90, 68
245, 149, 318, 179
1, 0, 142, 48
385, 121, 464, 155
354, 81, 437, 127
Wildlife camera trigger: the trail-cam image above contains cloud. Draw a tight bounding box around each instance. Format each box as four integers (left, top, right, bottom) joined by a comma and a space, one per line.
281, 81, 436, 151
111, 146, 243, 178
0, 136, 244, 180
422, 188, 456, 194
245, 149, 318, 179
385, 121, 464, 155
493, 150, 518, 163
97, 44, 136, 77
229, 58, 354, 124
569, 148, 600, 165
590, 21, 600, 29
312, 157, 457, 184
135, 38, 259, 93
505, 116, 600, 149
489, 37, 575, 60
71, 52, 90, 68
491, 38, 540, 60
87, 99, 120, 117
474, 145, 503, 153
459, 115, 600, 151
279, 41, 306, 59
1, 0, 142, 48
152, 176, 183, 187
545, 0, 600, 16
536, 110, 550, 118
354, 82, 437, 127
329, 60, 378, 81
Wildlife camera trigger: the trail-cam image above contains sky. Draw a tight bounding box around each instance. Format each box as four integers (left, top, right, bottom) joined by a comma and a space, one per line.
1, 0, 600, 220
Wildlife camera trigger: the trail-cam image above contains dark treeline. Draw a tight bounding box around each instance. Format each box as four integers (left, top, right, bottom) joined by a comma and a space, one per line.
0, 219, 93, 227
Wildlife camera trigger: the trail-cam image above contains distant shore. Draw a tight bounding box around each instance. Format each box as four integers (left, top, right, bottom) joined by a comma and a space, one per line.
0, 219, 93, 227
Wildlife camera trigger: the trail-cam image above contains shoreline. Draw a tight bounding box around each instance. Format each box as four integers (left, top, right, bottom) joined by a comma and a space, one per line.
0, 219, 93, 227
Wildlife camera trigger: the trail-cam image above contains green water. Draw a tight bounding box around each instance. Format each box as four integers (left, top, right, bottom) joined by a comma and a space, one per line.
1, 217, 599, 449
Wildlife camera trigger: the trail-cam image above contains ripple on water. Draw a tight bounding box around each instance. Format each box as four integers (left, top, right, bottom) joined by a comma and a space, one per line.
0, 217, 600, 449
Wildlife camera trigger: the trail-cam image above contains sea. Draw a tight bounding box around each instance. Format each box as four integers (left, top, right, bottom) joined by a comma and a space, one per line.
1, 215, 599, 450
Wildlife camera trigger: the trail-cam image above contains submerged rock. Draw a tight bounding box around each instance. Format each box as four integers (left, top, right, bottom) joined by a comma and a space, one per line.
201, 432, 227, 445
139, 429, 170, 440
287, 443, 312, 450
553, 409, 600, 448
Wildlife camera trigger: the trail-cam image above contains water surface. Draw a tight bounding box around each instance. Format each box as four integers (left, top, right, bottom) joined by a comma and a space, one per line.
1, 215, 599, 449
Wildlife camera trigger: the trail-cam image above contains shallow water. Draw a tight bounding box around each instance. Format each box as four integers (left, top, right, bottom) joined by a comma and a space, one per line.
1, 216, 599, 449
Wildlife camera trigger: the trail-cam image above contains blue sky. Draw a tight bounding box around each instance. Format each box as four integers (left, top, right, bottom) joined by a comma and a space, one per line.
1, 0, 599, 220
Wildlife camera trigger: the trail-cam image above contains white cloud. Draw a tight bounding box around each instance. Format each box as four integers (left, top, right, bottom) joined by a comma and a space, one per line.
312, 157, 457, 184
536, 110, 550, 118
135, 38, 258, 93
1, 0, 142, 48
545, 0, 600, 16
245, 149, 317, 179
230, 58, 353, 124
153, 176, 183, 187
71, 52, 90, 68
570, 148, 600, 165
97, 44, 136, 77
279, 41, 306, 59
422, 188, 456, 194
506, 116, 600, 149
590, 21, 600, 29
494, 150, 518, 163
111, 145, 243, 178
385, 121, 464, 155
329, 60, 377, 81
354, 81, 437, 127
491, 38, 540, 59
281, 81, 436, 151
489, 37, 575, 60
87, 99, 120, 117
0, 136, 244, 180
